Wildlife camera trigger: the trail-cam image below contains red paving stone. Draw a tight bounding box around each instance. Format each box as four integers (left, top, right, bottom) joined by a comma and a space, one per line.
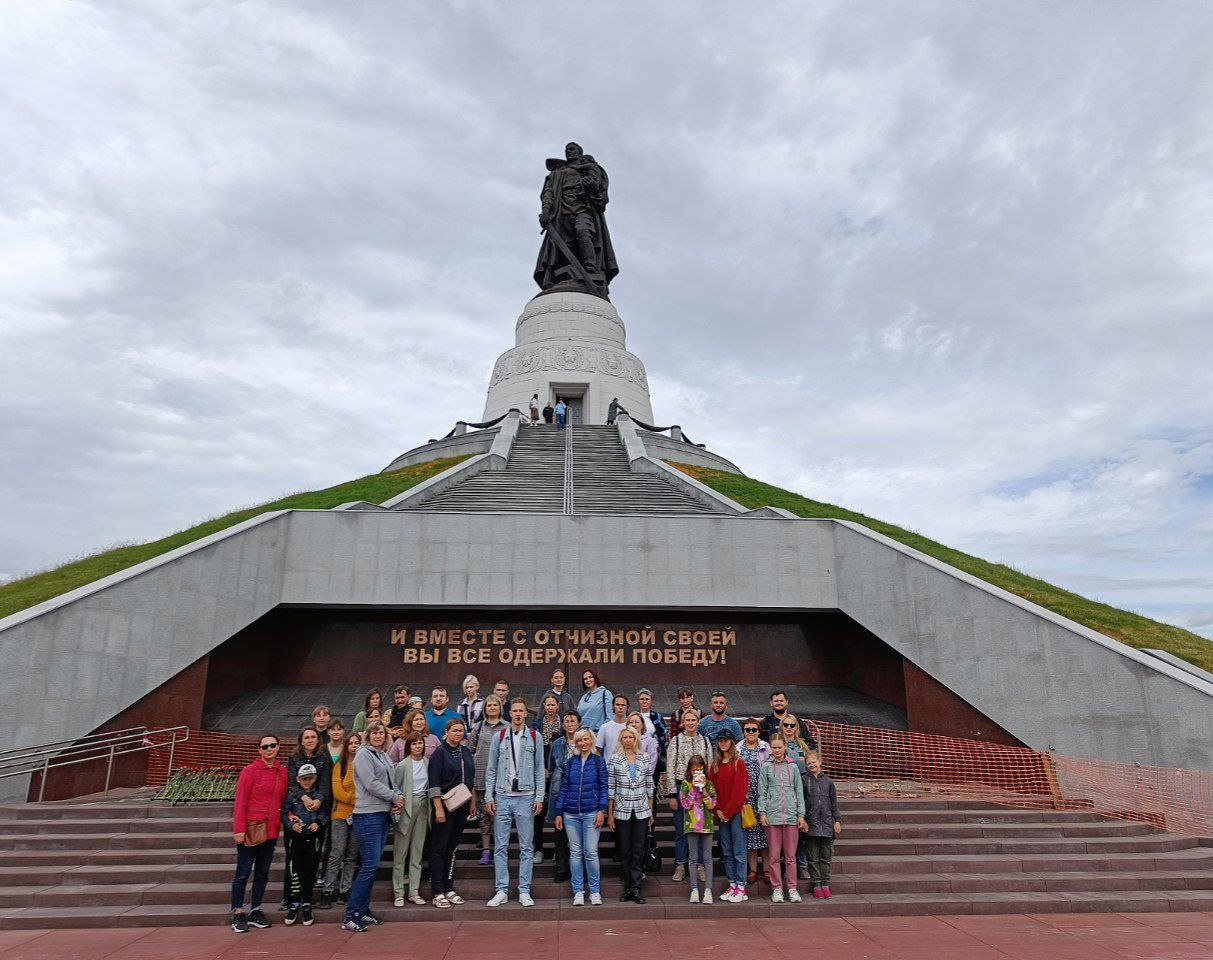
0, 917, 1212, 960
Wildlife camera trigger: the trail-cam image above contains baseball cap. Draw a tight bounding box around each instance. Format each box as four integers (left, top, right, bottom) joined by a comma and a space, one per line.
297, 764, 318, 778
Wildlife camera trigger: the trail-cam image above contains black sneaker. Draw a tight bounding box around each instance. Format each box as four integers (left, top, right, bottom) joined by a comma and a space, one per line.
247, 909, 271, 929
318, 891, 333, 910
361, 909, 384, 925
301, 903, 314, 926
230, 911, 249, 933
342, 917, 367, 933
284, 903, 301, 926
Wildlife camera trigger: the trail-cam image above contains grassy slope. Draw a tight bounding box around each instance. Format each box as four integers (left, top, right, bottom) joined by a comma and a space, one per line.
0, 457, 468, 621
672, 462, 1213, 673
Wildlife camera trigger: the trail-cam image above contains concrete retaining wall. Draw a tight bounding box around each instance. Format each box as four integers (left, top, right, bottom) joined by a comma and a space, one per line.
1, 507, 1209, 780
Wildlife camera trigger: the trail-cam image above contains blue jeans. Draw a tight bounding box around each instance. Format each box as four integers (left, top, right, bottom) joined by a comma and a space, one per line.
563, 812, 601, 894
493, 793, 536, 893
718, 814, 747, 886
346, 811, 390, 921
556, 413, 566, 430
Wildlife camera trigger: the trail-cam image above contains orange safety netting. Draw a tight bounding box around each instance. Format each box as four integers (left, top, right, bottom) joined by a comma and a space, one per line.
146, 720, 1213, 837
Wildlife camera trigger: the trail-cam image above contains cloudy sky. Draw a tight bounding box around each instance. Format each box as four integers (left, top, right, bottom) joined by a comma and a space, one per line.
2, 1, 1211, 640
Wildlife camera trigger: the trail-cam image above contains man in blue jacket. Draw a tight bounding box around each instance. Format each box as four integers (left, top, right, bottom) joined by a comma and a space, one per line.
485, 698, 546, 907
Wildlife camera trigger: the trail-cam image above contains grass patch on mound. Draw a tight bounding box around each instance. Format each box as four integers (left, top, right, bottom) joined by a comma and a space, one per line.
671, 462, 1213, 673
0, 456, 468, 621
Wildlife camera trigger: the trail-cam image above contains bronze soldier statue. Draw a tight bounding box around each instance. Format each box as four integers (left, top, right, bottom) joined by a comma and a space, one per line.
534, 142, 619, 300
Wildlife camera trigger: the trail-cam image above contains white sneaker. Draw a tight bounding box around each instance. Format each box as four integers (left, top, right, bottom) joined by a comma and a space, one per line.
393, 896, 404, 907
572, 891, 585, 906
409, 894, 427, 905
518, 890, 534, 907
689, 889, 700, 903
735, 888, 749, 902
589, 892, 602, 905
771, 888, 785, 903
703, 890, 713, 904
533, 850, 544, 863
487, 891, 508, 907
788, 888, 802, 903
720, 886, 735, 902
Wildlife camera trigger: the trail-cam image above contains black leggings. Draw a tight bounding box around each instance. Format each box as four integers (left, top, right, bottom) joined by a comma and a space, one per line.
428, 806, 470, 897
615, 816, 648, 892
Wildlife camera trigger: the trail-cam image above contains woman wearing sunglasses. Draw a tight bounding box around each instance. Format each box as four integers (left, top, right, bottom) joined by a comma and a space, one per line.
230, 735, 289, 934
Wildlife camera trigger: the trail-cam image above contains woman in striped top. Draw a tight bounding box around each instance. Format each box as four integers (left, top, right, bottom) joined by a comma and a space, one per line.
606, 726, 653, 904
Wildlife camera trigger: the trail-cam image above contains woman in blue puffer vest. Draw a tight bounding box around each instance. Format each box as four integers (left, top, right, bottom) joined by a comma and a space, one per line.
553, 728, 609, 904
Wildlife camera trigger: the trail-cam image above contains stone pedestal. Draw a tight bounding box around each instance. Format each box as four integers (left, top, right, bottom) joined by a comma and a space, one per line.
482, 292, 654, 425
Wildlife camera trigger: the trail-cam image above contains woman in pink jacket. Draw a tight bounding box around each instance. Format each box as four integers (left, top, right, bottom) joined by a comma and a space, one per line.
230, 735, 288, 933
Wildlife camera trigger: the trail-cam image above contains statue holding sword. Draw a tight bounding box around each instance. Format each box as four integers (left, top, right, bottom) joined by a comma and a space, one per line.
534, 142, 618, 300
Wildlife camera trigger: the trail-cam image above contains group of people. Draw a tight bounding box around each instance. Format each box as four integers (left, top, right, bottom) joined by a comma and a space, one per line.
526, 394, 626, 428
229, 671, 842, 933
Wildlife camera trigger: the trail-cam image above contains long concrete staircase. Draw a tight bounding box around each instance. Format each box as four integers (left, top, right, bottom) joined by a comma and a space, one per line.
412, 424, 715, 515
571, 425, 716, 515
0, 794, 1208, 928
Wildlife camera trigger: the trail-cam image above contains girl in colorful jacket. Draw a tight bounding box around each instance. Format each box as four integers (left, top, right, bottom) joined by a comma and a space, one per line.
679, 756, 717, 903
757, 736, 806, 903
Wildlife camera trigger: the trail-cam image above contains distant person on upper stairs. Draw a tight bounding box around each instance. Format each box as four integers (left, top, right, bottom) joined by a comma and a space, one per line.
543, 402, 554, 424
577, 669, 614, 732
607, 398, 623, 425
555, 399, 568, 430
529, 394, 541, 426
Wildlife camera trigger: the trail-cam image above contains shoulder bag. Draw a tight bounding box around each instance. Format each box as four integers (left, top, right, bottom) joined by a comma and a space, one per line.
242, 820, 267, 846
441, 747, 472, 812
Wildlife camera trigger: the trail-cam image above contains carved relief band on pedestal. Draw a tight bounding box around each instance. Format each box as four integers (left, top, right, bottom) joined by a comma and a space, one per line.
490, 344, 649, 389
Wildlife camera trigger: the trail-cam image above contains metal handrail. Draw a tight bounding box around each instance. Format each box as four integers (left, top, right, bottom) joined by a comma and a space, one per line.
0, 725, 190, 801
436, 408, 523, 442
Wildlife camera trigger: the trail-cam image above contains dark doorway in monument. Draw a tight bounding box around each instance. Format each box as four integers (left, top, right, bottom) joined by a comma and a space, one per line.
551, 383, 586, 424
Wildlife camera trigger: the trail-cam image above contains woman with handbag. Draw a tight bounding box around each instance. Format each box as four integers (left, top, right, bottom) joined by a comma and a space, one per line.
738, 718, 770, 885
230, 734, 288, 934
426, 716, 477, 909
709, 729, 750, 902
342, 721, 404, 933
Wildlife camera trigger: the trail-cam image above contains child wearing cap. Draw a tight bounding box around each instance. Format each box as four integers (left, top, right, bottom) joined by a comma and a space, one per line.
281, 764, 329, 926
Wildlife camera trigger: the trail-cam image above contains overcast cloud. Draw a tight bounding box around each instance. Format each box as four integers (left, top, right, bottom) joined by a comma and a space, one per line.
2, 1, 1211, 641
